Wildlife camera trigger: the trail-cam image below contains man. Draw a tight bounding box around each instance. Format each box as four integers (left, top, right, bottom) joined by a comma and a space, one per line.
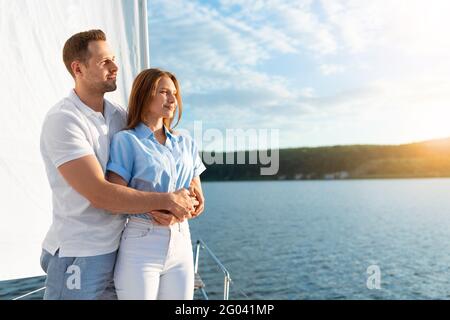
39, 30, 199, 299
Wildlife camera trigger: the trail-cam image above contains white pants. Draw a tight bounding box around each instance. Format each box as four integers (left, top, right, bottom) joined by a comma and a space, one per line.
114, 217, 194, 300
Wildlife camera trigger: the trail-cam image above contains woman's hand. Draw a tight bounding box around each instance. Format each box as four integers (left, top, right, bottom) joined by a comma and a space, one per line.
189, 177, 205, 218
148, 210, 181, 226
166, 188, 198, 220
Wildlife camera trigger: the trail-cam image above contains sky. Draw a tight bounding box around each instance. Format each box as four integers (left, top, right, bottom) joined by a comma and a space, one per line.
147, 0, 450, 151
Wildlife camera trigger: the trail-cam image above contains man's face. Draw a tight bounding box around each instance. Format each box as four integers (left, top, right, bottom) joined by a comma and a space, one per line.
79, 40, 118, 93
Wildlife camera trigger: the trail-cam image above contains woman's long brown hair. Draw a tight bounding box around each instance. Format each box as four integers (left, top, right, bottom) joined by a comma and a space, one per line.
125, 68, 182, 132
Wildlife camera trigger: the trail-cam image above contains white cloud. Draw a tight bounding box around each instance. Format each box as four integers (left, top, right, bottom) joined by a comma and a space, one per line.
296, 76, 450, 145
220, 0, 338, 55
319, 64, 345, 76
298, 87, 315, 98
321, 0, 450, 56
149, 0, 450, 148
149, 0, 301, 113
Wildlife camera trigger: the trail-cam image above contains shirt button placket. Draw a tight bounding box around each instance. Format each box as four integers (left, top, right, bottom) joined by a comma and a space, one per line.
166, 148, 180, 232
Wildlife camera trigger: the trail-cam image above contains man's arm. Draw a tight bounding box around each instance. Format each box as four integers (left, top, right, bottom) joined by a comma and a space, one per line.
58, 154, 194, 217
107, 170, 185, 225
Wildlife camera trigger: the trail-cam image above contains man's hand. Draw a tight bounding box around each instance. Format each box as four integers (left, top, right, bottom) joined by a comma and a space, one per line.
148, 210, 180, 226
189, 177, 205, 218
166, 188, 199, 220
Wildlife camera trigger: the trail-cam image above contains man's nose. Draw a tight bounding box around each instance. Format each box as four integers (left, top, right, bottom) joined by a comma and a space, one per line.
111, 60, 119, 72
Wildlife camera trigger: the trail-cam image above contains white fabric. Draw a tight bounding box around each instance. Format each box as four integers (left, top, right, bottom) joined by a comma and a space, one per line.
0, 0, 148, 280
114, 218, 195, 300
40, 90, 127, 257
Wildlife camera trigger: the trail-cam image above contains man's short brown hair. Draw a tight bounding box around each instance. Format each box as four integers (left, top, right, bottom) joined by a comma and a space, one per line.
63, 29, 106, 77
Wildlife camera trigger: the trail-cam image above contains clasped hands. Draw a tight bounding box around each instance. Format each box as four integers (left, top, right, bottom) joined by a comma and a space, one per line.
147, 180, 205, 226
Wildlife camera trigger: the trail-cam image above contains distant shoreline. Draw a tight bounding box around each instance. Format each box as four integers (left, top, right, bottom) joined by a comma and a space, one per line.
200, 136, 450, 182
202, 175, 450, 182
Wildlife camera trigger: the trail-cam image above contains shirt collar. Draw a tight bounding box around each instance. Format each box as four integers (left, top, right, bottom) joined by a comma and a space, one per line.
134, 122, 181, 142
68, 89, 117, 119
165, 125, 180, 142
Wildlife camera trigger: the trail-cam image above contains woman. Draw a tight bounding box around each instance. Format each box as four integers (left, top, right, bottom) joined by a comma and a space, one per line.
106, 68, 206, 299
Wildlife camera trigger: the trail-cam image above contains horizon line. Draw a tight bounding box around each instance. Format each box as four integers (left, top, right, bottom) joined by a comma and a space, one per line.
198, 135, 450, 153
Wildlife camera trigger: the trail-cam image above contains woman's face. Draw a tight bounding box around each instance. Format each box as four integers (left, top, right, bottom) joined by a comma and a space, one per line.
146, 76, 177, 120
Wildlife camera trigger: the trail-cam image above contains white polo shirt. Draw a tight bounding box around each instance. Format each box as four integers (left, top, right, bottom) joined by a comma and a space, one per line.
40, 90, 127, 257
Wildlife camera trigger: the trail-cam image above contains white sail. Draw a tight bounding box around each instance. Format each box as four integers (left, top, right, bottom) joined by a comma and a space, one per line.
0, 0, 149, 280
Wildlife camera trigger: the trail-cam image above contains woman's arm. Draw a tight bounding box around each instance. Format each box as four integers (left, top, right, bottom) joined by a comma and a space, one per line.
189, 176, 205, 218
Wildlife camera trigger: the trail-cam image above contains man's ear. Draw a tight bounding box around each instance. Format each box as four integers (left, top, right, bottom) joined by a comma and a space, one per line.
71, 60, 82, 77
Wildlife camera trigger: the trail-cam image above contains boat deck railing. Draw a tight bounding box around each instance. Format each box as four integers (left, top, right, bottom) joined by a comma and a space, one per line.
12, 286, 46, 300
194, 239, 231, 300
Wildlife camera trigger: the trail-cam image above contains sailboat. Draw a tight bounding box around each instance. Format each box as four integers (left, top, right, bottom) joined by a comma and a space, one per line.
0, 0, 231, 300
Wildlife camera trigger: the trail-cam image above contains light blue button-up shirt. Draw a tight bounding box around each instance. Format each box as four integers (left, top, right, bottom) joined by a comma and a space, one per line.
106, 122, 206, 220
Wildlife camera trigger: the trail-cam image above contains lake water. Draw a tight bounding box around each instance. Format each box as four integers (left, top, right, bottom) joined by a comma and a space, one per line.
2, 179, 450, 300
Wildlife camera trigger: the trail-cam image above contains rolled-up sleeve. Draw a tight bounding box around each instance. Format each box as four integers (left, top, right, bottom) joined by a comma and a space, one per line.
106, 132, 134, 183
192, 138, 206, 177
